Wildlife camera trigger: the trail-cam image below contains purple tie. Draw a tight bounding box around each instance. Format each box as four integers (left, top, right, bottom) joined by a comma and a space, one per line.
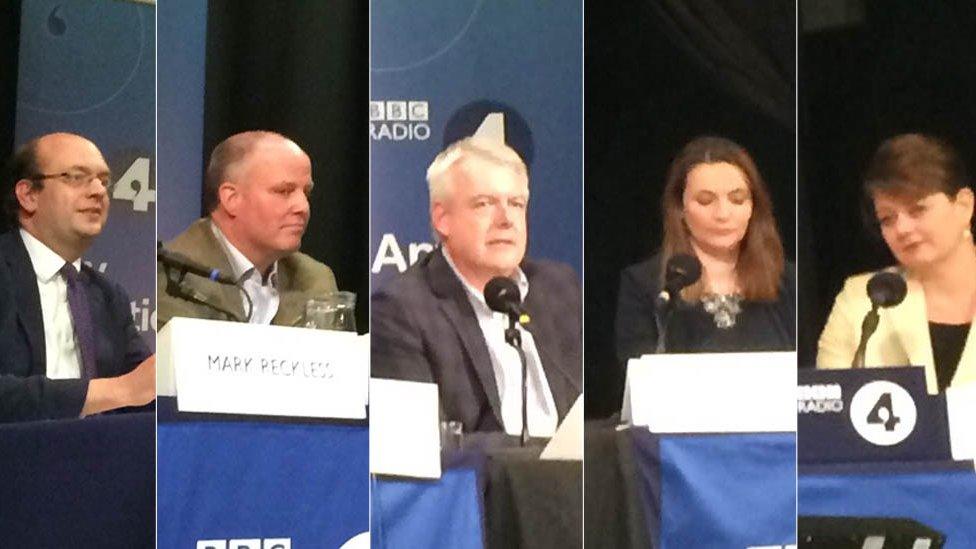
61, 263, 98, 379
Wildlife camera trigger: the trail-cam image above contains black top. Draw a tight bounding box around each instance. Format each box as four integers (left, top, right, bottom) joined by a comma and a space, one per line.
928, 322, 969, 392
614, 254, 796, 361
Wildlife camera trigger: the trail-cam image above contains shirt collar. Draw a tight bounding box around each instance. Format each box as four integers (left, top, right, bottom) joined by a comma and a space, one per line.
441, 246, 529, 310
210, 221, 279, 287
19, 228, 82, 283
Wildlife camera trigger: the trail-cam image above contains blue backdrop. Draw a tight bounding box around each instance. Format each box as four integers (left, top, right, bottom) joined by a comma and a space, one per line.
156, 0, 208, 242
370, 0, 583, 290
15, 0, 156, 348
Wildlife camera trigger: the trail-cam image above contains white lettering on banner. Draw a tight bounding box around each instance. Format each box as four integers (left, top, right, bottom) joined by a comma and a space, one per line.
371, 233, 434, 273
747, 545, 796, 549
112, 157, 155, 211
129, 297, 156, 333
797, 383, 844, 415
81, 260, 108, 273
369, 99, 431, 141
196, 539, 290, 549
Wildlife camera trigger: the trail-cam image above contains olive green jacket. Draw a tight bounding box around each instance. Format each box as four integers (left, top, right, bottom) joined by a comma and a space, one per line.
157, 219, 337, 329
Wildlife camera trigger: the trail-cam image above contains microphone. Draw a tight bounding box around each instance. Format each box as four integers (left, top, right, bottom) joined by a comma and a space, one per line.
484, 276, 531, 325
157, 244, 237, 285
852, 271, 907, 368
484, 275, 532, 446
656, 253, 703, 308
867, 270, 908, 308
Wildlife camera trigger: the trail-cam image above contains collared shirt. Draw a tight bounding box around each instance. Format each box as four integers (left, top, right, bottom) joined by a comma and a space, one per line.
19, 229, 82, 379
442, 248, 558, 437
210, 222, 280, 325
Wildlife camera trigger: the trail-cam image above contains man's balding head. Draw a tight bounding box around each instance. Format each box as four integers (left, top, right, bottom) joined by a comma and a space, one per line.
204, 131, 307, 213
5, 133, 111, 261
206, 131, 313, 274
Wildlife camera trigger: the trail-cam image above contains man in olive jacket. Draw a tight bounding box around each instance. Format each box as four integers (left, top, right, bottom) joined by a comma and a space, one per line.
158, 131, 336, 328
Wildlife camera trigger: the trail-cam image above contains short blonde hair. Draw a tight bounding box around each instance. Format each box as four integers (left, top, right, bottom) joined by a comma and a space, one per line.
426, 137, 527, 207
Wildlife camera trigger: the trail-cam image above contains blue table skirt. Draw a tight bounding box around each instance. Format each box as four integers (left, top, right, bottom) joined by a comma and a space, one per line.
158, 420, 368, 548
0, 412, 155, 548
799, 460, 976, 547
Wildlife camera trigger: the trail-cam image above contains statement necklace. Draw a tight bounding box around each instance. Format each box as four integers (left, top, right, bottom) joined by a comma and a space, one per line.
701, 293, 743, 329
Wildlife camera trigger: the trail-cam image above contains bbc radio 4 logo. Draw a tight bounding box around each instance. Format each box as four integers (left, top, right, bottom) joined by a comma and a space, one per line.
370, 100, 431, 141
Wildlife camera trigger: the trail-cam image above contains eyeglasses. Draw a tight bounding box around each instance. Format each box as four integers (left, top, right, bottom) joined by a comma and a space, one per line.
30, 170, 113, 191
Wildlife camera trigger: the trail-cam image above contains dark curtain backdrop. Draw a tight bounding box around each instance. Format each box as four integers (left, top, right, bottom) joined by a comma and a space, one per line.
797, 1, 976, 367
585, 1, 796, 418
203, 1, 368, 332
1, 0, 22, 225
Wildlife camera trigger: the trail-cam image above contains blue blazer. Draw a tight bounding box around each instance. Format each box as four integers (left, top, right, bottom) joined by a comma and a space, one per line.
0, 230, 150, 422
371, 247, 582, 433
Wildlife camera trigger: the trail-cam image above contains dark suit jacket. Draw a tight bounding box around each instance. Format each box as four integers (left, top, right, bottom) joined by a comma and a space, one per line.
157, 218, 338, 328
371, 247, 582, 433
0, 230, 150, 422
615, 254, 796, 361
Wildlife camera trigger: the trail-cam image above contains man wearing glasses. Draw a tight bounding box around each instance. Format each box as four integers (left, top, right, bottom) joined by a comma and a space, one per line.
0, 132, 155, 422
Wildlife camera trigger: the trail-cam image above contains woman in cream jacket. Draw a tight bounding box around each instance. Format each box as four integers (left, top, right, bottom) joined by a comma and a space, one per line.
818, 134, 976, 393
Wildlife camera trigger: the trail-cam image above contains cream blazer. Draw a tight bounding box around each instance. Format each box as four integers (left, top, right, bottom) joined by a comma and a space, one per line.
818, 271, 976, 394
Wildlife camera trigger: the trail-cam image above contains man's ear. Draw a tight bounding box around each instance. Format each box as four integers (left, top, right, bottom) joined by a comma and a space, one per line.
217, 181, 240, 216
14, 179, 40, 215
431, 201, 450, 240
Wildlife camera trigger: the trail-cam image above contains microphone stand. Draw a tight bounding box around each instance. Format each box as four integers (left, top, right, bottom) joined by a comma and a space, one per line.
503, 316, 530, 447
654, 292, 676, 354
851, 304, 881, 368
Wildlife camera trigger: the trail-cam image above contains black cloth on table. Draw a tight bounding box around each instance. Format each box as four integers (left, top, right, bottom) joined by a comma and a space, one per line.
484, 445, 582, 549
615, 254, 795, 360
583, 421, 652, 549
928, 321, 970, 392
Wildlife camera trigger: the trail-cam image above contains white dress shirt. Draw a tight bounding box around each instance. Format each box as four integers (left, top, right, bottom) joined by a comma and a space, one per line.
443, 248, 558, 437
19, 229, 83, 379
211, 222, 280, 324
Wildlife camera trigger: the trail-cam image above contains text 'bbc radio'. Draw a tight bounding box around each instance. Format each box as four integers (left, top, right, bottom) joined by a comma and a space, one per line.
370, 100, 431, 141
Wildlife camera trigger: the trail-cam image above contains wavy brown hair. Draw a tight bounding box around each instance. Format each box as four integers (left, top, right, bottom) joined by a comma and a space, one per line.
660, 136, 785, 301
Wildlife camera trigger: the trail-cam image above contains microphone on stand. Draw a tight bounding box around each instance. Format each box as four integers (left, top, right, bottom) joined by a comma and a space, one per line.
484, 276, 532, 446
157, 243, 254, 322
655, 253, 702, 309
655, 254, 703, 353
852, 271, 907, 368
157, 243, 237, 285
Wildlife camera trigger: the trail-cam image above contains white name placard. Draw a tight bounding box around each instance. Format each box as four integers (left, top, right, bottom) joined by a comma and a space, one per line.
369, 378, 441, 479
158, 317, 367, 419
946, 383, 976, 461
622, 351, 797, 433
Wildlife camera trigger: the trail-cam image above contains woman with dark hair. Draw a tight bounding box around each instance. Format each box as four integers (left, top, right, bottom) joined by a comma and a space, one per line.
615, 136, 795, 361
818, 133, 976, 393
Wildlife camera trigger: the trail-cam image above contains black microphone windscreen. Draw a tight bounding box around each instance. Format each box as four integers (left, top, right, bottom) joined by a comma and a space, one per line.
665, 253, 702, 291
867, 271, 908, 308
484, 276, 521, 314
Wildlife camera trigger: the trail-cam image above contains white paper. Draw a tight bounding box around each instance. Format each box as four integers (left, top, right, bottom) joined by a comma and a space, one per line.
369, 378, 441, 479
623, 351, 797, 433
540, 395, 583, 461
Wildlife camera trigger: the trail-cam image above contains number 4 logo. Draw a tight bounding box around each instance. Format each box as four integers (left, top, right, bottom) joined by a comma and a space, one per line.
866, 392, 901, 431
112, 157, 155, 212
849, 381, 917, 446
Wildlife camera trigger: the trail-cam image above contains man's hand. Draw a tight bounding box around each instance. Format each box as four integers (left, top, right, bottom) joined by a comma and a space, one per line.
80, 355, 156, 417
